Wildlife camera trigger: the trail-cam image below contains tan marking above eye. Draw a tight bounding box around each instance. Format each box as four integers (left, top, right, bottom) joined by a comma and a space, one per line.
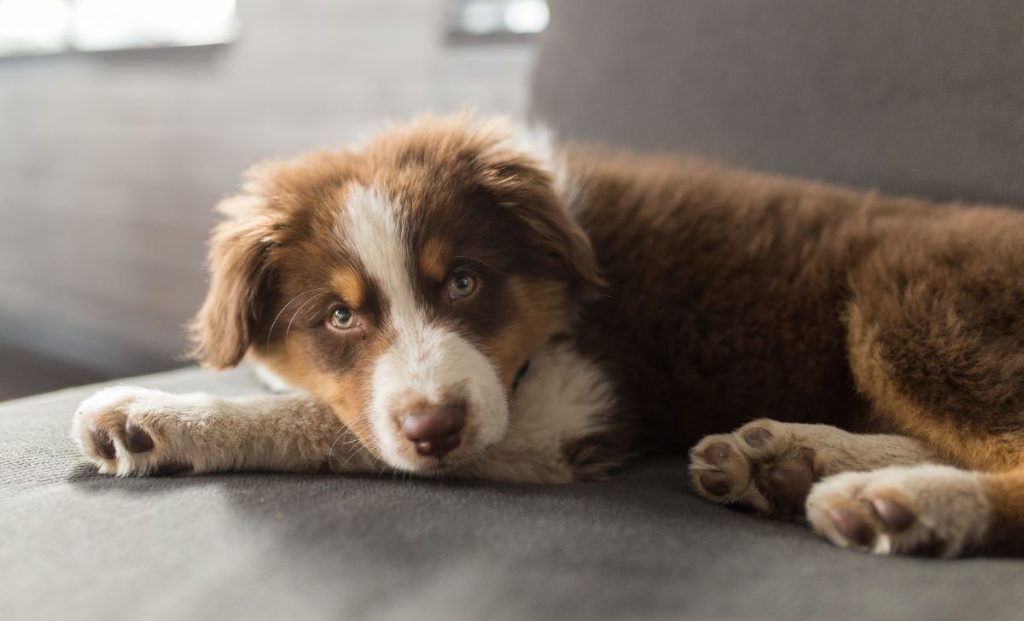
420, 238, 450, 281
331, 268, 364, 309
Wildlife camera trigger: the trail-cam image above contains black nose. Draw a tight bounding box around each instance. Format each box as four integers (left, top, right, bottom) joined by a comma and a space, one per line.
400, 403, 467, 458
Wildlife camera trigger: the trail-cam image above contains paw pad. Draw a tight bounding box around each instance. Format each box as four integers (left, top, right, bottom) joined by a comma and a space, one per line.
868, 496, 916, 533
90, 427, 116, 460
689, 420, 819, 518
125, 421, 155, 453
72, 386, 191, 477
699, 471, 734, 497
806, 466, 989, 557
762, 452, 816, 507
703, 442, 732, 465
741, 427, 772, 448
827, 506, 876, 547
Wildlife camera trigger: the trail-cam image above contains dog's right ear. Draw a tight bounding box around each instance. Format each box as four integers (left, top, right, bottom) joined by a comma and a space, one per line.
188, 172, 284, 369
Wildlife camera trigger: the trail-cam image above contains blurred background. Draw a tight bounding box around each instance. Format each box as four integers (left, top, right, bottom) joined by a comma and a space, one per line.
0, 0, 548, 399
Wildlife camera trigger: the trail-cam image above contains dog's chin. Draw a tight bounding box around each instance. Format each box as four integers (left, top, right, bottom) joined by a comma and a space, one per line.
385, 441, 494, 477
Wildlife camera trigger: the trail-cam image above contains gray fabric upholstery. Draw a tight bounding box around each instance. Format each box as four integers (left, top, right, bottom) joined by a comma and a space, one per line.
2, 367, 1024, 621
533, 0, 1024, 206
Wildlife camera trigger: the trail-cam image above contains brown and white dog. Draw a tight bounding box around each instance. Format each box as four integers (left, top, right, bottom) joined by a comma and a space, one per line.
73, 115, 1024, 557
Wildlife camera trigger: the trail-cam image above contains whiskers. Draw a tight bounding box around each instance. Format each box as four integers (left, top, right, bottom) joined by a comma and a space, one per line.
325, 418, 377, 474
265, 287, 328, 350
322, 416, 464, 482
284, 292, 330, 347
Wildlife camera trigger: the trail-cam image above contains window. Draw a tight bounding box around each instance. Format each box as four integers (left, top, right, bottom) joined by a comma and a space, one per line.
0, 0, 238, 57
447, 0, 549, 40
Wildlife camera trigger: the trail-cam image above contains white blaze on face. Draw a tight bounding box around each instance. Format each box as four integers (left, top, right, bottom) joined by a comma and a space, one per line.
341, 184, 509, 470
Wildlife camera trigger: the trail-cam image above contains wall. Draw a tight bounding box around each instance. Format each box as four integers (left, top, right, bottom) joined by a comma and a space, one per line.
0, 0, 537, 378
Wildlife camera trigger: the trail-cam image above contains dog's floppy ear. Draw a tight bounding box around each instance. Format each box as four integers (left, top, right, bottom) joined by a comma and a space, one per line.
510, 181, 605, 301
480, 143, 606, 301
189, 172, 284, 369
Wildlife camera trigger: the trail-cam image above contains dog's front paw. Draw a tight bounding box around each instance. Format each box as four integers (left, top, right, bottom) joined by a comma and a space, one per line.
689, 419, 819, 517
72, 386, 197, 476
805, 465, 991, 557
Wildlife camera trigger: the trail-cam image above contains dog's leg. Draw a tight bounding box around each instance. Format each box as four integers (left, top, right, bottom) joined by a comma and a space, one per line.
807, 238, 1024, 556
689, 419, 937, 518
73, 386, 379, 476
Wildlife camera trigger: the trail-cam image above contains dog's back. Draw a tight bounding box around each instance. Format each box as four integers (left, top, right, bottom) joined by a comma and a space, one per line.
565, 147, 1024, 449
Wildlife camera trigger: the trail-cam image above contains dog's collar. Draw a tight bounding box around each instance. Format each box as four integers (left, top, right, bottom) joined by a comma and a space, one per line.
512, 360, 531, 392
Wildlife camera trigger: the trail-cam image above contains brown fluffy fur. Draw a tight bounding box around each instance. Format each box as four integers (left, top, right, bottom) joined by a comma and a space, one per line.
563, 145, 1024, 554
565, 147, 1024, 464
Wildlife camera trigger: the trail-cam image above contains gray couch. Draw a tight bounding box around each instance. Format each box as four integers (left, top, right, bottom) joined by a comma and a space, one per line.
4, 2, 1024, 619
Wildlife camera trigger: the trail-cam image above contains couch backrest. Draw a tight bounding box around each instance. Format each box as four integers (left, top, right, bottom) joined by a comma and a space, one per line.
531, 0, 1024, 205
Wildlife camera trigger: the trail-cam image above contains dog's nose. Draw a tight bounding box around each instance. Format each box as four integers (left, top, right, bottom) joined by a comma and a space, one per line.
400, 403, 466, 458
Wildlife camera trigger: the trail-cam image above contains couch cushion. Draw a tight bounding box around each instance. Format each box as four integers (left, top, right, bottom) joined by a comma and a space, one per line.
2, 368, 1024, 620
533, 0, 1024, 206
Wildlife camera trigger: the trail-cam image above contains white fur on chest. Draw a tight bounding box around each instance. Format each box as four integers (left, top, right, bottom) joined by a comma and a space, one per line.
469, 341, 618, 482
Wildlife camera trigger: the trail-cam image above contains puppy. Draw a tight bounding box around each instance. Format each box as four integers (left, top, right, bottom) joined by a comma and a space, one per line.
73, 115, 1024, 557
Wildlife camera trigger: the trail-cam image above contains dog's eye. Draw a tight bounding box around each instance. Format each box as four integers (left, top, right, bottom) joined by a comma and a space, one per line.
448, 272, 479, 300
328, 307, 356, 330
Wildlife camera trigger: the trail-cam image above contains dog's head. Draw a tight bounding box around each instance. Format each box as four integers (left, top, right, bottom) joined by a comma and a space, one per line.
189, 116, 602, 473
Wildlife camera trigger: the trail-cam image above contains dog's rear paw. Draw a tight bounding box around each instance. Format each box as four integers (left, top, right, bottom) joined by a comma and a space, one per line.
805, 465, 990, 557
72, 386, 194, 476
689, 419, 820, 517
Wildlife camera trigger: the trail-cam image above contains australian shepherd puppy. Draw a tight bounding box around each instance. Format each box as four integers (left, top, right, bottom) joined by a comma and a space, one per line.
74, 116, 1024, 558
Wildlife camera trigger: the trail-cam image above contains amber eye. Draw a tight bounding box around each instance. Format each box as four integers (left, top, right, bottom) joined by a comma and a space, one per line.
328, 307, 356, 330
448, 271, 479, 299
